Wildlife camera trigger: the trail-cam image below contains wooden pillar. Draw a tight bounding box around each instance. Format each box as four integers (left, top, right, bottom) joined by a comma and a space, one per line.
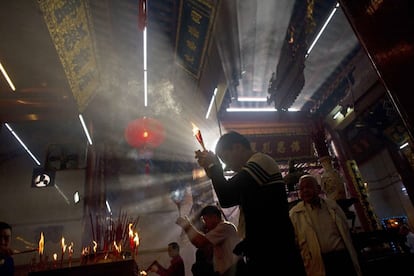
339, 0, 414, 140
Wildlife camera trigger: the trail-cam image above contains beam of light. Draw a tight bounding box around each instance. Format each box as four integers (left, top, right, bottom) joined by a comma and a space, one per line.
0, 61, 16, 91
205, 88, 217, 119
226, 107, 277, 112
78, 114, 93, 145
306, 2, 339, 58
4, 123, 41, 165
237, 97, 267, 102
54, 184, 70, 205
143, 27, 148, 106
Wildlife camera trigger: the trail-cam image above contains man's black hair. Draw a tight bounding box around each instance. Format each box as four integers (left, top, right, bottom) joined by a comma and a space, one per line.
199, 205, 222, 218
215, 131, 251, 153
0, 221, 12, 231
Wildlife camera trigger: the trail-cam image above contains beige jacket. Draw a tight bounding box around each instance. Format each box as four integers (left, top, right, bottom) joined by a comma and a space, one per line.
289, 198, 362, 276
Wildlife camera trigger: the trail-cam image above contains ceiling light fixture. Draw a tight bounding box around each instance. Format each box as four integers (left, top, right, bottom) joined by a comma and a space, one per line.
333, 110, 342, 120
237, 97, 267, 102
73, 191, 80, 204
0, 61, 16, 91
400, 142, 409, 150
226, 107, 277, 112
205, 88, 218, 119
306, 2, 340, 58
78, 114, 93, 145
4, 123, 41, 165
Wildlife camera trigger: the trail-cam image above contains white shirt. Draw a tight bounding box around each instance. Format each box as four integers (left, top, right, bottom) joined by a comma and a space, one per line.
205, 221, 241, 274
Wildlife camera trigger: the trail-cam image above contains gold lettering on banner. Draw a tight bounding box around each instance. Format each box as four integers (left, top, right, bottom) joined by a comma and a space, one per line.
262, 142, 272, 154
175, 0, 215, 79
186, 40, 197, 51
38, 0, 99, 113
188, 26, 200, 38
243, 133, 313, 160
277, 141, 286, 154
184, 54, 195, 64
191, 10, 202, 24
290, 140, 301, 152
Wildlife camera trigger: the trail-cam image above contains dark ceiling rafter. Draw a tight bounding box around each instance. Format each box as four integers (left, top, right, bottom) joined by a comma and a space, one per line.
267, 0, 340, 111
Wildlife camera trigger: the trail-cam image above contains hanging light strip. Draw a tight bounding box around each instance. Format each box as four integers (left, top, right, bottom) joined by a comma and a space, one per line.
78, 114, 93, 145
143, 27, 148, 107
205, 88, 217, 119
306, 2, 340, 58
0, 61, 16, 91
4, 123, 41, 165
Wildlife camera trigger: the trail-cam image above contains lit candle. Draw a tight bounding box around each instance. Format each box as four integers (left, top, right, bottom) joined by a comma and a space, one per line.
68, 242, 73, 267
133, 232, 140, 256
60, 237, 67, 267
128, 223, 135, 253
191, 123, 206, 151
92, 241, 98, 262
53, 253, 58, 268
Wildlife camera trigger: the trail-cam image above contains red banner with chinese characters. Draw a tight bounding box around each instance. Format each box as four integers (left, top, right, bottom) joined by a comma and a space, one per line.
245, 133, 314, 160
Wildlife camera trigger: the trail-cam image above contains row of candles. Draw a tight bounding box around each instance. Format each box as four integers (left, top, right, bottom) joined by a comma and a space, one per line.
35, 223, 140, 270
30, 125, 205, 271
36, 232, 74, 269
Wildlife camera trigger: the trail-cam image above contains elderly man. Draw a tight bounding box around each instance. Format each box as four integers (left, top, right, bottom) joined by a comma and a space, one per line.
289, 174, 362, 276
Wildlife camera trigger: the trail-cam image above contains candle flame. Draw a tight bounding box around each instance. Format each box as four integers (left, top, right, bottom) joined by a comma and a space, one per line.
68, 242, 74, 255
61, 237, 67, 253
134, 232, 140, 247
53, 253, 57, 261
38, 232, 44, 255
93, 240, 98, 253
81, 247, 89, 255
129, 223, 134, 238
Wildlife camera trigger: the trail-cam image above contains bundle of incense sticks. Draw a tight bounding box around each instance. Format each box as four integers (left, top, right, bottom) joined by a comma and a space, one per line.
191, 123, 206, 151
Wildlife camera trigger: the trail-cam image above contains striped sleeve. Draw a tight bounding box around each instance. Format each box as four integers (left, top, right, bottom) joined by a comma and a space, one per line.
242, 152, 284, 186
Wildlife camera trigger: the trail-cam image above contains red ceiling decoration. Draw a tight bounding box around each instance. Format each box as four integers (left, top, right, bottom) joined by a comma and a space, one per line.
124, 117, 165, 149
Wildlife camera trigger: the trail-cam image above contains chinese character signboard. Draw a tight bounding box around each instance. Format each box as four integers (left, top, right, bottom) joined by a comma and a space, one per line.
175, 0, 215, 79
39, 0, 100, 112
246, 133, 314, 160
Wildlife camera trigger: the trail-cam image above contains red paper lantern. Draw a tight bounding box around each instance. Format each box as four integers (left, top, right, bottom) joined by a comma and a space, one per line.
124, 117, 165, 148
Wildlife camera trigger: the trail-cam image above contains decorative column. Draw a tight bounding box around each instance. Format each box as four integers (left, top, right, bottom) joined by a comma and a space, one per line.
311, 119, 346, 201
311, 118, 359, 227
319, 155, 346, 201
